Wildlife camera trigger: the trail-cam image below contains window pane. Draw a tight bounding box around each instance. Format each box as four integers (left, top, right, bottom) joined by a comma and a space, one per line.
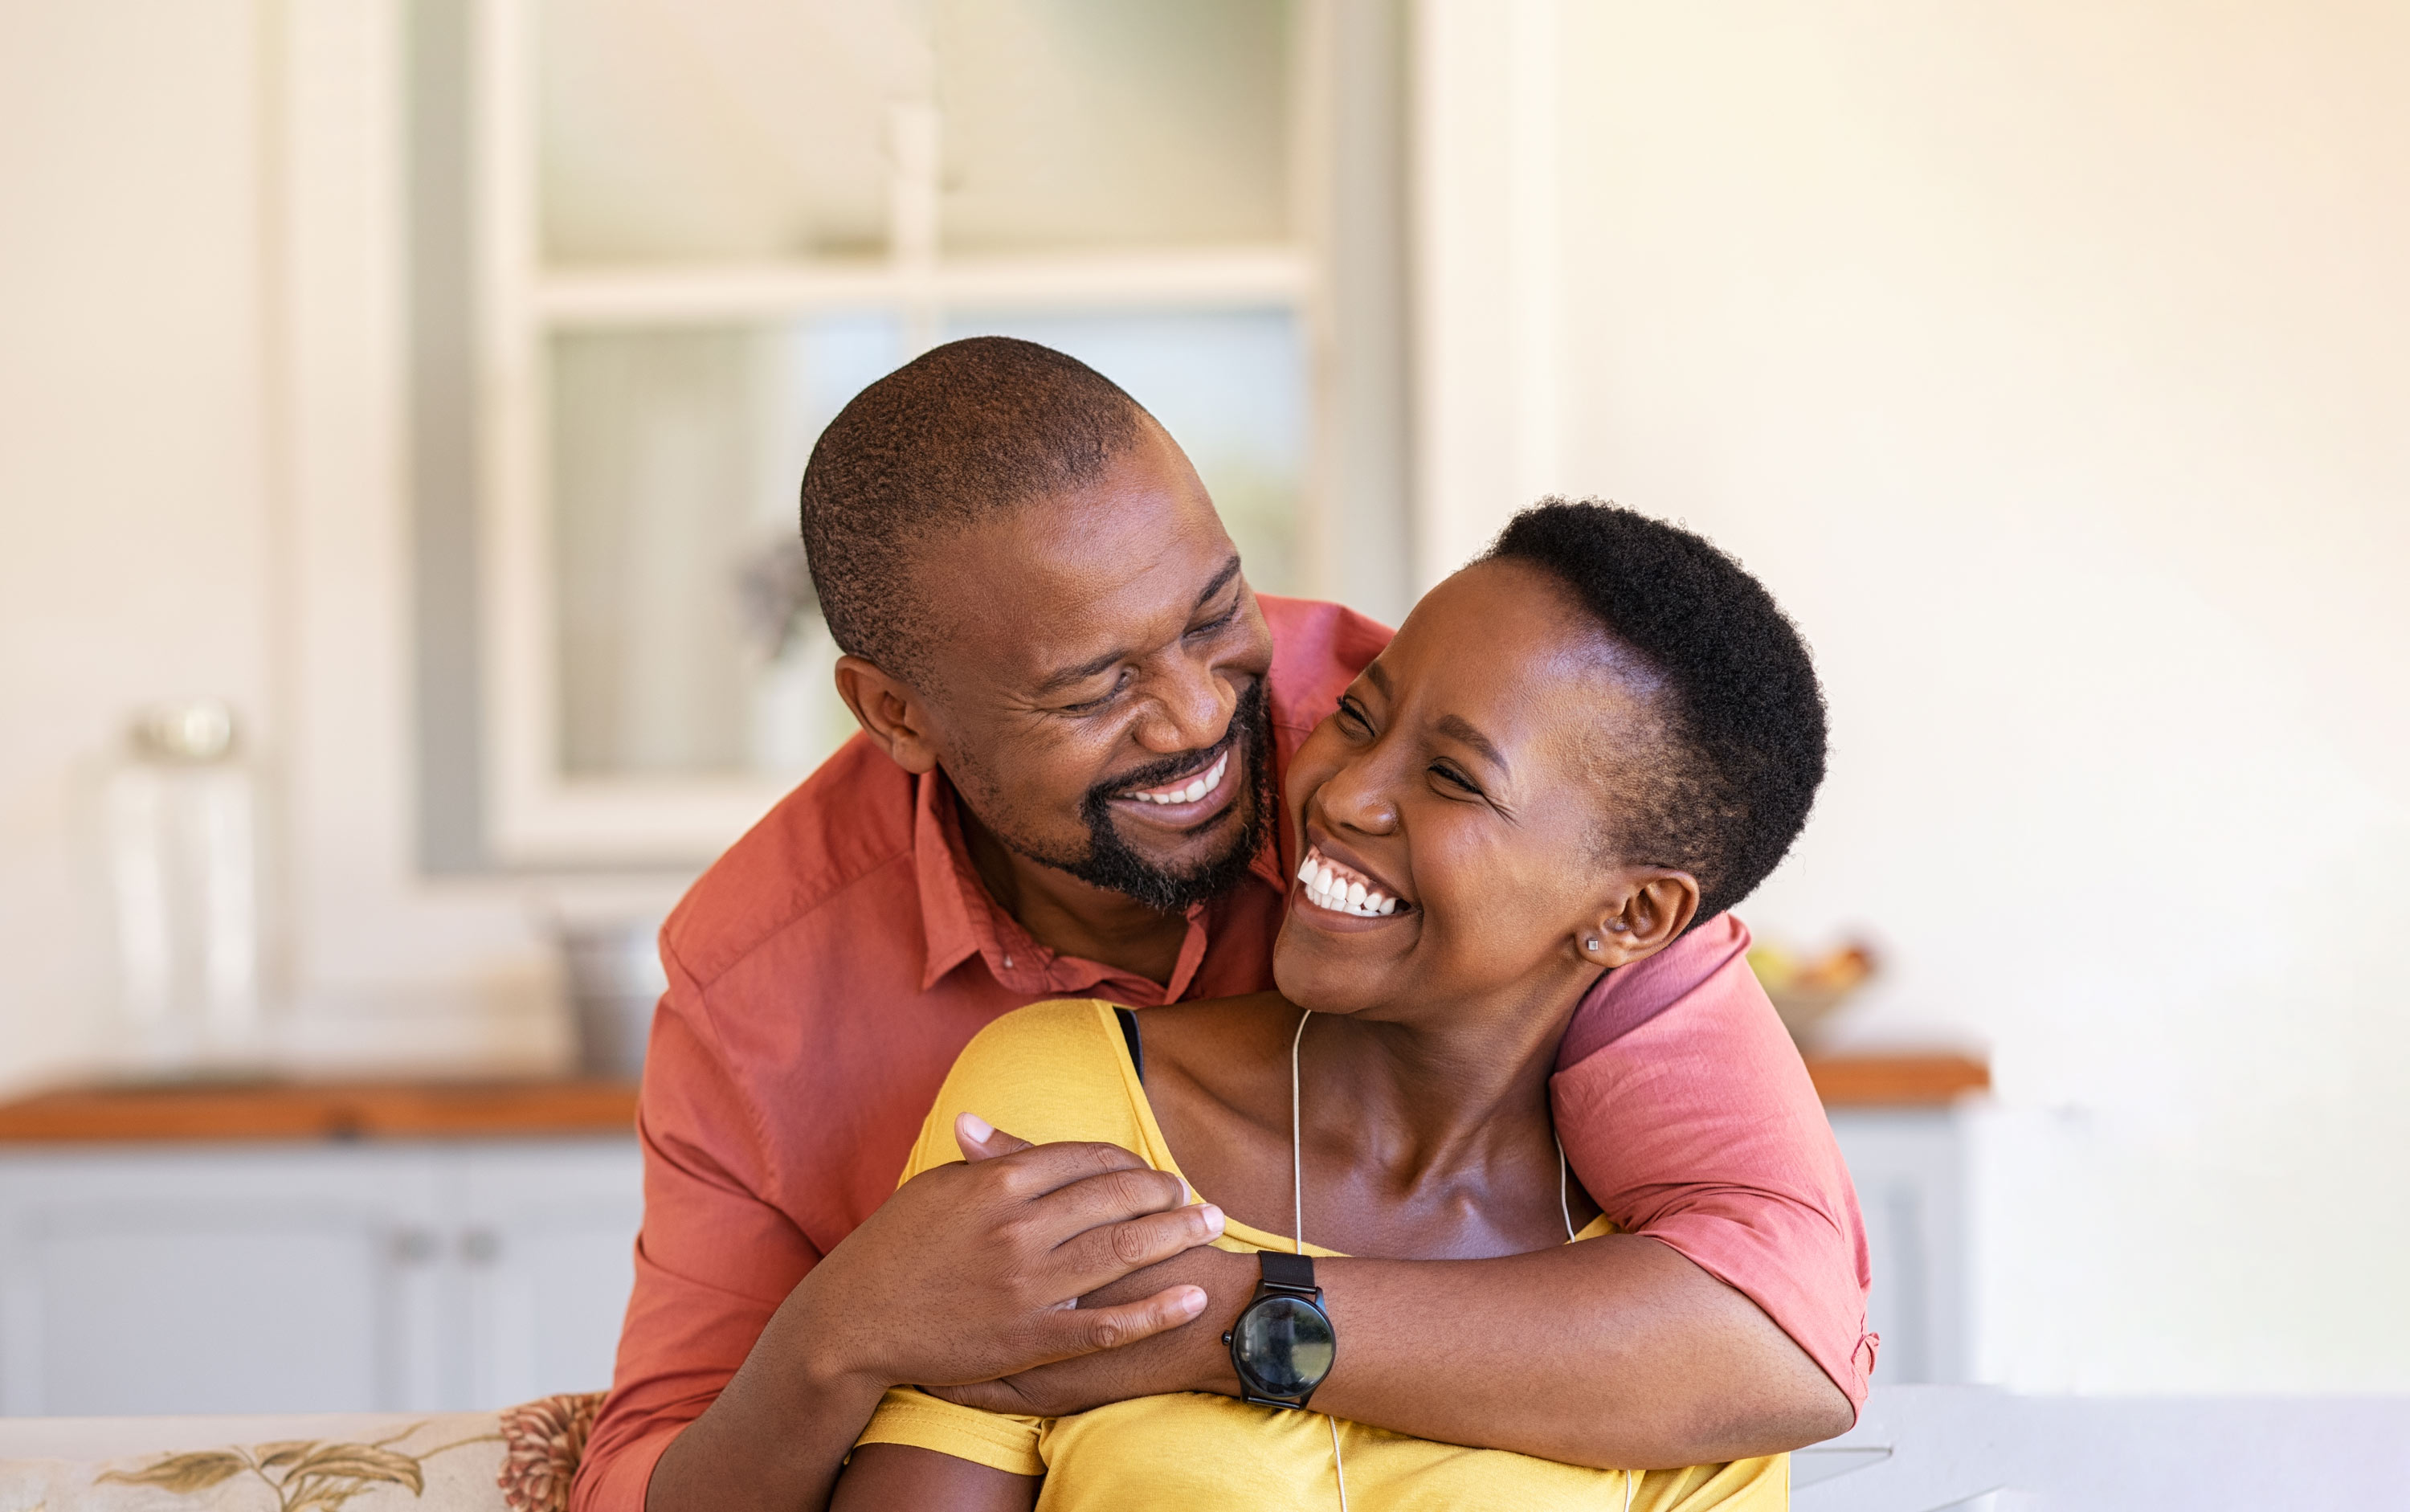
536, 0, 921, 265
549, 315, 903, 778
933, 0, 1294, 254
939, 309, 1309, 595
534, 0, 1297, 265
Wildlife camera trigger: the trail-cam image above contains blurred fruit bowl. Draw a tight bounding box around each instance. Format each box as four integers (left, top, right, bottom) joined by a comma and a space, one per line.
1747, 939, 1878, 1048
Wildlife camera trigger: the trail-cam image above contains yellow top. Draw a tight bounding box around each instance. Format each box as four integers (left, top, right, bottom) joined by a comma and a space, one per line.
854, 998, 1787, 1512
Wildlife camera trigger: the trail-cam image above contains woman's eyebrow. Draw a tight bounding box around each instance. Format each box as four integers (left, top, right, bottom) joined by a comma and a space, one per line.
1436, 713, 1509, 773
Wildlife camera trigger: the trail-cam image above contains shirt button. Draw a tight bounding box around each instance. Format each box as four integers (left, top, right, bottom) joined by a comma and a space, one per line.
1003, 954, 1013, 969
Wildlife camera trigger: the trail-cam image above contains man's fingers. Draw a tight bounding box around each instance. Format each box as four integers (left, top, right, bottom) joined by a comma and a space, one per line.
1039, 1284, 1211, 1358
1020, 1160, 1192, 1238
971, 1137, 1162, 1199
954, 1111, 1036, 1163
1048, 1203, 1226, 1297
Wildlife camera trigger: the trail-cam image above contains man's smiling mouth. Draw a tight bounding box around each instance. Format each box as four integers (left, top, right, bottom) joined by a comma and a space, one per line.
1121, 750, 1230, 807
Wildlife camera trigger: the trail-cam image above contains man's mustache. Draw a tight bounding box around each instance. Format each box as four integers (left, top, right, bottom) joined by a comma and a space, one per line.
1087, 729, 1242, 807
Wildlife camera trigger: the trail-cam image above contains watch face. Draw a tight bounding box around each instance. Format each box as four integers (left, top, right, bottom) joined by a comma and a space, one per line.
1234, 1294, 1336, 1396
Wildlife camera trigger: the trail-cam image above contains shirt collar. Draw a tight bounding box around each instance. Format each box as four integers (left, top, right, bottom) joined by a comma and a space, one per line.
912, 770, 986, 992
911, 764, 1289, 1000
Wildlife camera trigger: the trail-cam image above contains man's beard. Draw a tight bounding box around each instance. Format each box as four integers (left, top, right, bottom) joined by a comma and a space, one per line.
1003, 677, 1276, 916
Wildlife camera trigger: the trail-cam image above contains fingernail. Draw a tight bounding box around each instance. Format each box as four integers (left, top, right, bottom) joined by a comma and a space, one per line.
960, 1112, 995, 1142
1178, 1286, 1208, 1316
1198, 1204, 1225, 1235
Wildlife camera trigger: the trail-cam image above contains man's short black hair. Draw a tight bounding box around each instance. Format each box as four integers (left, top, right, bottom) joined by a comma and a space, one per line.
800, 336, 1149, 677
1484, 499, 1828, 924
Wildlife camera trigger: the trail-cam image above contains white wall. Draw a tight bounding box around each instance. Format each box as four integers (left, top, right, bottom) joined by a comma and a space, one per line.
0, 0, 566, 1093
1419, 0, 2410, 1389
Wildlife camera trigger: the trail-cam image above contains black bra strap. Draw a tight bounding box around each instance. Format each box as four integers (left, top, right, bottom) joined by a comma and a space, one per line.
1113, 1005, 1144, 1084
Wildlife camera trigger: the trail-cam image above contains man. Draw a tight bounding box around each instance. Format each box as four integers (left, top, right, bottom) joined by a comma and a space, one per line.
575, 339, 1869, 1512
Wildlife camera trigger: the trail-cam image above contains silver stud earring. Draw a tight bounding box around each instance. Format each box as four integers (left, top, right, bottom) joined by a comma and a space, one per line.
1584, 937, 1600, 951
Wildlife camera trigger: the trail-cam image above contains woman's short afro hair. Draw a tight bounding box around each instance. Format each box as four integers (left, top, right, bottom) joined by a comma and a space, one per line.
1484, 500, 1828, 925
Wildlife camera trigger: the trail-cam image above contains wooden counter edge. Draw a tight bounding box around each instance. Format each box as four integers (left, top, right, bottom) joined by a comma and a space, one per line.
1803, 1052, 1989, 1107
0, 1080, 640, 1144
0, 1053, 1990, 1143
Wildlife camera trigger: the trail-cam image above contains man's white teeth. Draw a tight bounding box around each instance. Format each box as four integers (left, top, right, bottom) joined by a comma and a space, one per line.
1129, 753, 1227, 805
1297, 846, 1402, 917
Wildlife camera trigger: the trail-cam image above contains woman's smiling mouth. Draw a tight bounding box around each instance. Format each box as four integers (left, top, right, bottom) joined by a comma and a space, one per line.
1297, 842, 1408, 917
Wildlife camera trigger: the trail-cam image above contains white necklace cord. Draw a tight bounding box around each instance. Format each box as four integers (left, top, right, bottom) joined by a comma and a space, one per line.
1558, 1136, 1575, 1242
1289, 1010, 1310, 1254
1291, 1012, 1585, 1510
1289, 1012, 1346, 1510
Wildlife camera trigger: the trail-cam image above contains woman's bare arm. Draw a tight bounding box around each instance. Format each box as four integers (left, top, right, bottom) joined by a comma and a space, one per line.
828, 1446, 1038, 1512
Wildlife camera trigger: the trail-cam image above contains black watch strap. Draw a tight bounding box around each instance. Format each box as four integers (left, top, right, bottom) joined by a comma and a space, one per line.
1259, 1250, 1317, 1293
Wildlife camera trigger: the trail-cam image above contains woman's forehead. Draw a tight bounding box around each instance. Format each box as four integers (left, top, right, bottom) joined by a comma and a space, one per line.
1385, 564, 1668, 763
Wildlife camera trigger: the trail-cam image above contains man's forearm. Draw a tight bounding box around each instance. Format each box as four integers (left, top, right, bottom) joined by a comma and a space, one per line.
940, 1237, 1851, 1468
1309, 1236, 1852, 1468
646, 1297, 888, 1512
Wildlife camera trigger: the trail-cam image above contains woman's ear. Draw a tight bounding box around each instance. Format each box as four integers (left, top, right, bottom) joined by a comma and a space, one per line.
834, 654, 944, 775
1576, 870, 1702, 969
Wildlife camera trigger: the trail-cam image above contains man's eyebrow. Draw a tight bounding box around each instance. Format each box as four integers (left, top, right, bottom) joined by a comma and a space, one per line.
1436, 713, 1509, 773
1192, 554, 1243, 611
1035, 644, 1129, 696
1035, 556, 1247, 696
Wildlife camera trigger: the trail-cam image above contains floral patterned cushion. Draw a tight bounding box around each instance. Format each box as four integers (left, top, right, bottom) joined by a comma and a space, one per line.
0, 1392, 600, 1512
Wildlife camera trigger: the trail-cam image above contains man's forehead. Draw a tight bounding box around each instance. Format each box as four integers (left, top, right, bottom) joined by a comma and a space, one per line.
912, 468, 1238, 688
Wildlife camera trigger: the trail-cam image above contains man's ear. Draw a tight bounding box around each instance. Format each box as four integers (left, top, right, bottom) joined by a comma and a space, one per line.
834, 654, 943, 775
1575, 870, 1702, 970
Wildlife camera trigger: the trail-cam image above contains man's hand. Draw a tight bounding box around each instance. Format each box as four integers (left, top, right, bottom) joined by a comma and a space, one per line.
927, 1243, 1253, 1416
792, 1114, 1226, 1390
645, 1116, 1226, 1512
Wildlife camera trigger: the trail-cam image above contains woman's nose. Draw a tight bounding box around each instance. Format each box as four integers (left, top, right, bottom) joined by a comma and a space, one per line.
1320, 753, 1399, 836
1131, 663, 1237, 754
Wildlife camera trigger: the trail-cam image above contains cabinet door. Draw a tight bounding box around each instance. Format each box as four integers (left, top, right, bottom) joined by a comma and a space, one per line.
1827, 1109, 1970, 1384
453, 1139, 643, 1408
0, 1146, 446, 1416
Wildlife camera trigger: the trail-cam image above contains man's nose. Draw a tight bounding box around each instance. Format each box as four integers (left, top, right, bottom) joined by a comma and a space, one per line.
1130, 663, 1236, 754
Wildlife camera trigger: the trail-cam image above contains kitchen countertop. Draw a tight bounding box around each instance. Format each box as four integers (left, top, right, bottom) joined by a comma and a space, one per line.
0, 1053, 1987, 1144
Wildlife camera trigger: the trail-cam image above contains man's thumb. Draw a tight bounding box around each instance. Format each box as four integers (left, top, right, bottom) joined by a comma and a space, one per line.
956, 1110, 1036, 1161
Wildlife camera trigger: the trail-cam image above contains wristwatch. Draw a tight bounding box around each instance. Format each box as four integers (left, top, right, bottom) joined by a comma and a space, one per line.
1222, 1251, 1337, 1408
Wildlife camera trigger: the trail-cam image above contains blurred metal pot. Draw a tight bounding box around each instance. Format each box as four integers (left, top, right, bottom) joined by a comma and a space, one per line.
559, 919, 668, 1081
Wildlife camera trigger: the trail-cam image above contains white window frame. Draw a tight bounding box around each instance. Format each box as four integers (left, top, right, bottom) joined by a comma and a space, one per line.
468, 0, 1346, 866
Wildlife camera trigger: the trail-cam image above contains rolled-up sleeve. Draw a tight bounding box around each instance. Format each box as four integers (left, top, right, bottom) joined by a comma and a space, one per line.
572, 944, 823, 1512
1550, 953, 1877, 1415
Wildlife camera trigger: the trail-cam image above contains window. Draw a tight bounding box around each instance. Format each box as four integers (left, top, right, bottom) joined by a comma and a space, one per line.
461, 0, 1406, 865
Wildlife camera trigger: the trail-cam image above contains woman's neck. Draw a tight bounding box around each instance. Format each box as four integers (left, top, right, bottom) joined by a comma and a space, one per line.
1142, 966, 1603, 1260
1304, 968, 1590, 1180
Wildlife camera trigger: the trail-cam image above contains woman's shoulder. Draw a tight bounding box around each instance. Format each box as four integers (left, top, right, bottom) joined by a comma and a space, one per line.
905, 999, 1154, 1181
952, 996, 1132, 1082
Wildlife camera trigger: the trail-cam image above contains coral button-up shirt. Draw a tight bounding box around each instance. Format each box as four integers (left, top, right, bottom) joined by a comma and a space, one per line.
572, 595, 1871, 1512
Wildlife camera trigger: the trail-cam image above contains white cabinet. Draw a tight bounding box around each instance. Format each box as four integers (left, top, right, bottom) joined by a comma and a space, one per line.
1828, 1109, 1971, 1384
0, 1138, 639, 1416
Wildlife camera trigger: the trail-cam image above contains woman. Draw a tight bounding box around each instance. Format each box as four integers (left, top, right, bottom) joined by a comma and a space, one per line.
833, 501, 1825, 1510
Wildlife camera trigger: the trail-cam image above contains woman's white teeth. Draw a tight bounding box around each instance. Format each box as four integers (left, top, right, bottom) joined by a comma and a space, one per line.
1297, 847, 1402, 917
1130, 753, 1227, 805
